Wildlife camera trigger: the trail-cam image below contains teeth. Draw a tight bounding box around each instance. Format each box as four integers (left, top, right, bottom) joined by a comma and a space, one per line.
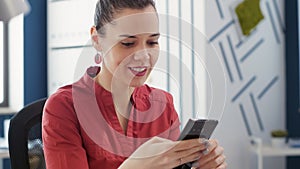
130, 67, 146, 72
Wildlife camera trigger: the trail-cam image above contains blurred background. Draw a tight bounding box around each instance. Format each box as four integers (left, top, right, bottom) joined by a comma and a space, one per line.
1, 0, 299, 168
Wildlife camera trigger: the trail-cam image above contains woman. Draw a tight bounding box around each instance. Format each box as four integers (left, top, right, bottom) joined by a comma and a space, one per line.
42, 0, 227, 168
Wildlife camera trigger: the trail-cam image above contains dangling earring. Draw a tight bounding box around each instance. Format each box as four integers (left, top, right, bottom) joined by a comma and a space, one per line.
94, 51, 103, 64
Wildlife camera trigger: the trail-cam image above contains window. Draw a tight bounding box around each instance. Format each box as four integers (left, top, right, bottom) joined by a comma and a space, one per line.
0, 22, 3, 103
0, 21, 8, 107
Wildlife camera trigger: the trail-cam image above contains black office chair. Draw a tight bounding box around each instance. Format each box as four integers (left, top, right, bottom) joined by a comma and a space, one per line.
8, 98, 47, 169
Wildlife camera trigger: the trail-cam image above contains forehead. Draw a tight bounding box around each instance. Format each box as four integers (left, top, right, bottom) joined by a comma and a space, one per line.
104, 5, 159, 37
113, 5, 156, 19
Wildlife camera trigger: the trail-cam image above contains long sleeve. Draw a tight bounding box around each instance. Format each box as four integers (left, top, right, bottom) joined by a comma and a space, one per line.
42, 91, 89, 169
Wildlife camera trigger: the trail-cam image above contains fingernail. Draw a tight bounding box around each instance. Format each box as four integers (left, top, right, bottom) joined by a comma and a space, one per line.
192, 162, 199, 167
204, 140, 210, 148
198, 138, 208, 144
202, 148, 209, 155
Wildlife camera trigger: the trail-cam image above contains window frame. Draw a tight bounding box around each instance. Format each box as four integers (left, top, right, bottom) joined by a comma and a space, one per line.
0, 22, 9, 107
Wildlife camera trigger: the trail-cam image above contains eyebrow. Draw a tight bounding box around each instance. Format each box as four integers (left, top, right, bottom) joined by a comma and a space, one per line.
150, 33, 160, 37
119, 33, 160, 38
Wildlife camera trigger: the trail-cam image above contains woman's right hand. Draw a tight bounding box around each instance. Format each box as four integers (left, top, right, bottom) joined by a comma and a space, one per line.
118, 137, 209, 169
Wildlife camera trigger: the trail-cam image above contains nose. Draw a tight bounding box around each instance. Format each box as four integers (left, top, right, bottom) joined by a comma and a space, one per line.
133, 48, 150, 60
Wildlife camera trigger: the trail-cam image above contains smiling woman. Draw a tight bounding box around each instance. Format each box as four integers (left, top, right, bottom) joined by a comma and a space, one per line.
42, 1, 227, 169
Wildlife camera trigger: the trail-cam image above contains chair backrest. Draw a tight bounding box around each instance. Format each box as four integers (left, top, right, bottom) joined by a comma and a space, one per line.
8, 98, 47, 169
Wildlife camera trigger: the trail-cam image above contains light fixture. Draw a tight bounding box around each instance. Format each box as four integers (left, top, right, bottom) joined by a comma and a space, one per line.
0, 0, 30, 22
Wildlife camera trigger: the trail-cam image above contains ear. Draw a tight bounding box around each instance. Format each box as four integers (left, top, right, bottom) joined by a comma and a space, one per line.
90, 26, 102, 51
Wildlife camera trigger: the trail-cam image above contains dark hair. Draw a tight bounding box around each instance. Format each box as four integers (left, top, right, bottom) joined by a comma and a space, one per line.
94, 0, 156, 35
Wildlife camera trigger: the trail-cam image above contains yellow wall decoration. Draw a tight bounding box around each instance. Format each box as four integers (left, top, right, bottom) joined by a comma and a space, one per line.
235, 0, 264, 36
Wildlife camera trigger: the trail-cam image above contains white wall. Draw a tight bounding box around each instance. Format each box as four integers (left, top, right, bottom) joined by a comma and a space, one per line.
0, 15, 24, 112
47, 0, 97, 95
205, 0, 286, 168
154, 0, 208, 126
8, 15, 24, 111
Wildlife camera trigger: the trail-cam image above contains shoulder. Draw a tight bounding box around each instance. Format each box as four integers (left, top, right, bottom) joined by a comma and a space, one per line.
44, 85, 77, 122
46, 85, 73, 109
44, 69, 92, 119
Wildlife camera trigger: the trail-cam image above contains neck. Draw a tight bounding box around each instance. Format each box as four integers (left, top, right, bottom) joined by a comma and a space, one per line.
96, 66, 134, 116
95, 66, 134, 134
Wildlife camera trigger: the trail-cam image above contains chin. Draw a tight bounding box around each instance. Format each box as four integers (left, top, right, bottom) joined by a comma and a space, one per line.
129, 78, 147, 87
130, 81, 145, 87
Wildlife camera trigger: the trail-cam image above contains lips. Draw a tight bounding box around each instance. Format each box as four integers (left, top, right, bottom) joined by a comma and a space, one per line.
129, 66, 148, 76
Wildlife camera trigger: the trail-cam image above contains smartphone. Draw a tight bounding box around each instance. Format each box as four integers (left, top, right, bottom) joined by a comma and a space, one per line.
174, 119, 218, 169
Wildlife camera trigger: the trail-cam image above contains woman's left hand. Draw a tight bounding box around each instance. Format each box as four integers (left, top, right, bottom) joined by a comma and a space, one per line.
192, 139, 227, 169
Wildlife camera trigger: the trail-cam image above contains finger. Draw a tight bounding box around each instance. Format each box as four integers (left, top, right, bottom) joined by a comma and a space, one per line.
216, 161, 227, 169
166, 146, 203, 168
173, 138, 208, 152
200, 154, 226, 169
154, 146, 203, 169
175, 144, 206, 158
158, 139, 206, 169
199, 145, 224, 165
179, 151, 202, 165
201, 139, 218, 156
167, 143, 206, 169
170, 151, 202, 169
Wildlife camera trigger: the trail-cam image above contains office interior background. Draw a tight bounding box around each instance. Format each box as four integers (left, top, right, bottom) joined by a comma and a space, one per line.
1, 0, 300, 168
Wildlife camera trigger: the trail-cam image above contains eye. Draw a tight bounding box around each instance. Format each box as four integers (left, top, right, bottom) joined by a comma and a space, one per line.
121, 42, 135, 47
148, 41, 159, 46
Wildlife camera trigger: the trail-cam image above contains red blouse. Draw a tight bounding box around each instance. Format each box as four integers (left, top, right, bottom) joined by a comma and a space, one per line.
42, 67, 180, 169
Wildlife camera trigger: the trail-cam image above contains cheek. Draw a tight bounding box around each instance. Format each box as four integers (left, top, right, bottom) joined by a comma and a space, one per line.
150, 58, 158, 68
150, 50, 159, 66
105, 51, 126, 68
111, 48, 133, 65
